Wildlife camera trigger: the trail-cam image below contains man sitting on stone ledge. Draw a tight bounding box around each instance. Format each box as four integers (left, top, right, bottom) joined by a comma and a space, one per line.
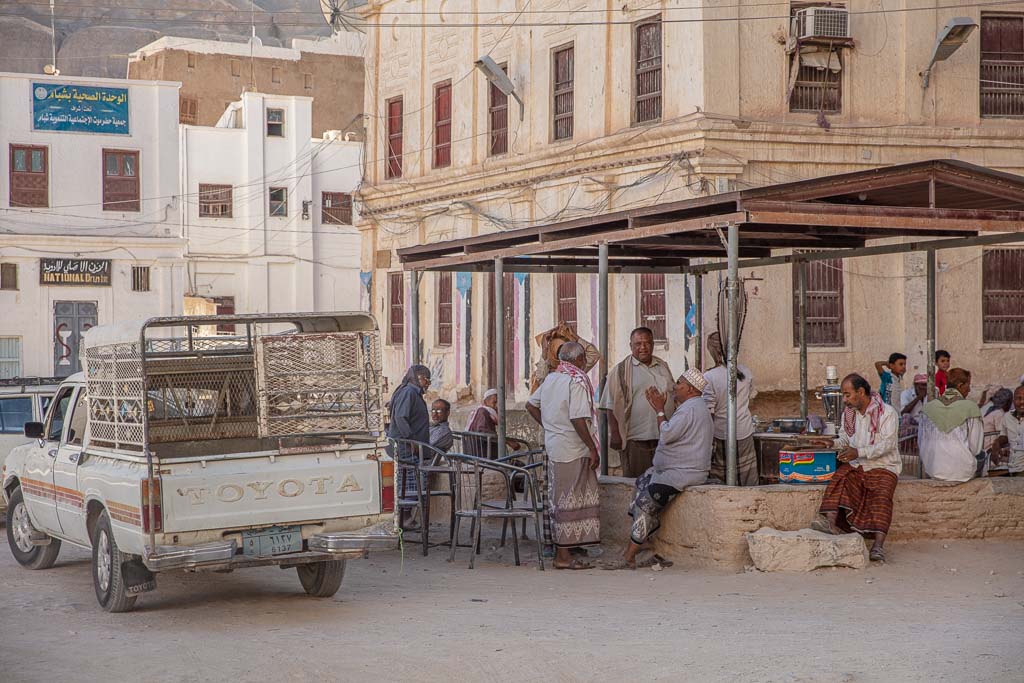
603, 369, 713, 570
811, 373, 900, 563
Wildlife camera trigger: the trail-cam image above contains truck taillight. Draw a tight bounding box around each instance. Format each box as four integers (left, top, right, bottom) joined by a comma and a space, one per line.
380, 461, 394, 513
141, 478, 163, 533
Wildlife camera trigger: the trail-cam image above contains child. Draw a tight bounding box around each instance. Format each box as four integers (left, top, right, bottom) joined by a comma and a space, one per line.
935, 350, 951, 395
875, 352, 907, 410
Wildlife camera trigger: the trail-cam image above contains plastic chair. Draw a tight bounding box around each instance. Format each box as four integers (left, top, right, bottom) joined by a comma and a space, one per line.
445, 452, 545, 570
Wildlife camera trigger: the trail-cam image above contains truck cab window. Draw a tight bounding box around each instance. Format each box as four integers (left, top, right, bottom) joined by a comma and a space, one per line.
66, 390, 88, 445
0, 396, 32, 434
46, 388, 74, 442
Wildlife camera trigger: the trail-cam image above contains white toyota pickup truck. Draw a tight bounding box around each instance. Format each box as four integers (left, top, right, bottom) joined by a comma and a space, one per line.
2, 312, 397, 612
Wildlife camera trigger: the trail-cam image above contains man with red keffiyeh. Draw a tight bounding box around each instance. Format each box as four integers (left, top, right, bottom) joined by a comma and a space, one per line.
811, 373, 901, 563
526, 342, 601, 570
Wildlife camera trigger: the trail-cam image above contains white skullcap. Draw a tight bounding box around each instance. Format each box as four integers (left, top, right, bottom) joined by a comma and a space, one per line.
483, 388, 498, 400
682, 368, 708, 393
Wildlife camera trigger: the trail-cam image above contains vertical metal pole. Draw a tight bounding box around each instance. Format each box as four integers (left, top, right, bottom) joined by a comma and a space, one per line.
798, 260, 809, 421
495, 257, 507, 460
694, 273, 703, 371
926, 249, 936, 402
410, 271, 421, 365
598, 243, 609, 476
726, 224, 739, 486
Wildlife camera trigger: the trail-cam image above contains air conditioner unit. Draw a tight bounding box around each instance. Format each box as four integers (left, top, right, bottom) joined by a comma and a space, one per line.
794, 7, 850, 40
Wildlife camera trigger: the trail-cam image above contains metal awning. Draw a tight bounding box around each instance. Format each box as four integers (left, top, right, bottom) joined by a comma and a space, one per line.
398, 160, 1024, 274
395, 159, 1024, 484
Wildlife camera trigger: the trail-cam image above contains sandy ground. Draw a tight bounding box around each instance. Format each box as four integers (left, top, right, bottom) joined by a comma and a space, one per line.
0, 533, 1021, 683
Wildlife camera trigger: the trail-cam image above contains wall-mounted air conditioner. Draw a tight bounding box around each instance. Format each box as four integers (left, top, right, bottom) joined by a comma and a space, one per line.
793, 7, 851, 40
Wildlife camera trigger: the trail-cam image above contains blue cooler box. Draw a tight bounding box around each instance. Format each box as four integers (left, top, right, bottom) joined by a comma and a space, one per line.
778, 449, 837, 484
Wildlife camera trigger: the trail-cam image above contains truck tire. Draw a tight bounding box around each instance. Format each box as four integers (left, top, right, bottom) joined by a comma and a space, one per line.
6, 486, 62, 570
297, 560, 346, 598
91, 511, 137, 613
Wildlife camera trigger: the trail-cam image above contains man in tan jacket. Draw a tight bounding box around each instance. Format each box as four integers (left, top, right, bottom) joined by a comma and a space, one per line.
599, 327, 676, 478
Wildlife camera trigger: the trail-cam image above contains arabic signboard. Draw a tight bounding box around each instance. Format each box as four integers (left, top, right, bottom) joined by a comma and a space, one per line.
39, 259, 112, 286
32, 82, 130, 135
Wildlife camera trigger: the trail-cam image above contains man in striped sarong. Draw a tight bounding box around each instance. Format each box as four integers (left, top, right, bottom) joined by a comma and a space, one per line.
527, 342, 601, 570
811, 374, 900, 563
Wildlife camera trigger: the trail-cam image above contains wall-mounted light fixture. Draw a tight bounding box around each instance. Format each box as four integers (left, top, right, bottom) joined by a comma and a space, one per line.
475, 55, 524, 121
302, 200, 312, 220
922, 17, 977, 88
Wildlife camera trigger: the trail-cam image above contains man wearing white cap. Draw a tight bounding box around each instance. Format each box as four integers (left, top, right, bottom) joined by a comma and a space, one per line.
604, 369, 713, 570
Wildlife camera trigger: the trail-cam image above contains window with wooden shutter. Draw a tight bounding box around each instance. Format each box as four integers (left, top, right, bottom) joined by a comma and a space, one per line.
212, 296, 235, 335
9, 144, 48, 208
230, 59, 241, 77
437, 272, 453, 346
634, 16, 662, 124
555, 273, 578, 330
131, 266, 150, 292
388, 272, 405, 345
271, 67, 282, 84
269, 187, 287, 217
489, 64, 509, 156
981, 14, 1024, 118
639, 273, 667, 342
0, 263, 17, 291
386, 96, 403, 179
792, 258, 845, 347
0, 337, 21, 380
322, 191, 353, 225
982, 248, 1024, 342
789, 52, 842, 114
179, 96, 198, 125
102, 149, 140, 212
433, 81, 452, 168
199, 183, 232, 217
552, 45, 574, 141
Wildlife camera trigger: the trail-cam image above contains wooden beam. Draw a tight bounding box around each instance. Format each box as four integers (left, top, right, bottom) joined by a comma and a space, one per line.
403, 212, 747, 270
743, 172, 933, 203
743, 201, 1024, 232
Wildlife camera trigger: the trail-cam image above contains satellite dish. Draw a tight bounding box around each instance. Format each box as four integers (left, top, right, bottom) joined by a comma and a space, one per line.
320, 0, 365, 34
44, 64, 60, 76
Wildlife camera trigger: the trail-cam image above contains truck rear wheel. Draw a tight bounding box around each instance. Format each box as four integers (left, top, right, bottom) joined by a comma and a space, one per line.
91, 510, 137, 613
297, 560, 346, 598
6, 487, 62, 570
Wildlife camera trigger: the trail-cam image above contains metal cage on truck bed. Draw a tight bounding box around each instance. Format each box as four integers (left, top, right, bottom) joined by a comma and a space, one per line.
81, 313, 384, 451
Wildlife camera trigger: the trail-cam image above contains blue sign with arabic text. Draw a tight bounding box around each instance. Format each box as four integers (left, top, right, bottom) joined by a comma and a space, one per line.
32, 82, 130, 135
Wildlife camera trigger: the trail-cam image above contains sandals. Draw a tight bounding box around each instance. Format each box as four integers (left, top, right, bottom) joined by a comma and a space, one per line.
869, 547, 886, 563
811, 515, 838, 535
598, 558, 636, 571
554, 557, 593, 570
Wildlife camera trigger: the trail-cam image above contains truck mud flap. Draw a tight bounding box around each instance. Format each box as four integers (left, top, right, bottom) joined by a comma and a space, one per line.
122, 559, 157, 595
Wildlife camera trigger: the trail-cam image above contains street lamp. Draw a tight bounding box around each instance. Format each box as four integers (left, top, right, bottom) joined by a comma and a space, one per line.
475, 55, 524, 121
922, 17, 978, 88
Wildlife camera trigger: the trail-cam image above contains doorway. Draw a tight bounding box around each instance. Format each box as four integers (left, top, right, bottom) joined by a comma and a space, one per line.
53, 301, 97, 377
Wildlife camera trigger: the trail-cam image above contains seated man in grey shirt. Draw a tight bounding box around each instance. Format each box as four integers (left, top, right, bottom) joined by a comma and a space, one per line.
604, 369, 713, 570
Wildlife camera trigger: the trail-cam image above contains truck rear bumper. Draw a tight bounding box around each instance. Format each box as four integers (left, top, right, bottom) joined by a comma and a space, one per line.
144, 524, 398, 571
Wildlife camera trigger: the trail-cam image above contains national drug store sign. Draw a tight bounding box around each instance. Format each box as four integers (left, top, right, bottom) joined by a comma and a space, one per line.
40, 258, 112, 286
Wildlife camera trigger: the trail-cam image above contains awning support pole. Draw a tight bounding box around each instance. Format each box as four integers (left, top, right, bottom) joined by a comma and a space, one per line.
694, 273, 703, 371
598, 242, 610, 476
799, 260, 809, 421
495, 257, 507, 460
410, 271, 421, 365
924, 248, 936, 479
726, 223, 739, 487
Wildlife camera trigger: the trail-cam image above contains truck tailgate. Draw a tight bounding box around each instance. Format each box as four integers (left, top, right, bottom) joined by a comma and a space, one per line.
161, 451, 381, 533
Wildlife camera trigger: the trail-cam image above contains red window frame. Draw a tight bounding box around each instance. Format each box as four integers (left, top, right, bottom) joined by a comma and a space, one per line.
433, 81, 452, 168
102, 149, 140, 212
386, 96, 403, 179
639, 273, 667, 342
322, 192, 353, 225
9, 144, 48, 208
388, 272, 405, 345
437, 272, 453, 346
553, 45, 574, 141
634, 17, 663, 124
555, 273, 578, 330
489, 64, 509, 156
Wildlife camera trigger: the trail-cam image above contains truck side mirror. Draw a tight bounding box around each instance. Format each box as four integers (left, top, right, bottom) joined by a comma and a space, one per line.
24, 422, 45, 439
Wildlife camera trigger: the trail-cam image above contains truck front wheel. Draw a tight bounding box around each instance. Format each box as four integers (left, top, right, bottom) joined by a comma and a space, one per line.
91, 511, 137, 613
6, 487, 61, 570
297, 560, 346, 598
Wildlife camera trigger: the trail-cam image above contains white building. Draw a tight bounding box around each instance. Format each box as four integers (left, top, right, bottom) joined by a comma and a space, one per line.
181, 92, 363, 320
0, 72, 186, 379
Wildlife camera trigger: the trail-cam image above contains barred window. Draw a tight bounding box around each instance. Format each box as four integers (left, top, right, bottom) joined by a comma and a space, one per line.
437, 272, 453, 346
555, 273, 578, 330
981, 14, 1024, 118
131, 265, 150, 292
639, 274, 667, 342
199, 183, 232, 217
0, 263, 17, 291
389, 272, 404, 345
0, 338, 21, 380
489, 64, 509, 156
322, 192, 353, 225
267, 108, 284, 137
552, 45, 574, 141
793, 258, 845, 347
982, 248, 1024, 342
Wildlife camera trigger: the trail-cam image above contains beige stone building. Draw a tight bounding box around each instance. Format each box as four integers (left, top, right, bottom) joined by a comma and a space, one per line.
128, 33, 366, 139
355, 0, 1024, 402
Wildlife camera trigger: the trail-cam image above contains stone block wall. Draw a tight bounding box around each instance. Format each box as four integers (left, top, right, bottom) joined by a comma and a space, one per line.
599, 476, 1024, 571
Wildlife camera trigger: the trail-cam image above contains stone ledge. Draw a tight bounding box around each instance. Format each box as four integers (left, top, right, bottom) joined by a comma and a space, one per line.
598, 475, 1024, 572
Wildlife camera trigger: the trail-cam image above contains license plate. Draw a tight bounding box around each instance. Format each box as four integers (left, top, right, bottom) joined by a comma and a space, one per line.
241, 526, 303, 557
